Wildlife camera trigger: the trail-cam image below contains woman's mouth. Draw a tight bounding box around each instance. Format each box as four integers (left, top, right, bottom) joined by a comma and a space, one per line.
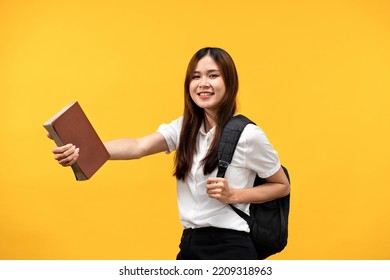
198, 92, 213, 96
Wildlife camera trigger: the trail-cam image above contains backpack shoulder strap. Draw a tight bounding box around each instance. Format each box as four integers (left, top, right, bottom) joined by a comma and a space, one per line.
217, 114, 255, 178
217, 115, 256, 225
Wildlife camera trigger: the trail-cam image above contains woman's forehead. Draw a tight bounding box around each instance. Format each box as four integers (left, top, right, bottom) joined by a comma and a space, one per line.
194, 55, 220, 71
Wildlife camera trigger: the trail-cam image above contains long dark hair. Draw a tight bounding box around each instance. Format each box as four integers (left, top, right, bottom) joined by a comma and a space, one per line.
174, 47, 239, 180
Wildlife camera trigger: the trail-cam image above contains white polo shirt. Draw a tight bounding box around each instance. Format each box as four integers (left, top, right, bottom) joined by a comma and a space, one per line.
157, 116, 281, 232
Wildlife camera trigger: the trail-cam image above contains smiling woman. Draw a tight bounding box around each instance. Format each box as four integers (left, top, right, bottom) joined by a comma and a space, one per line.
178, 48, 240, 180
48, 47, 290, 260
1, 0, 390, 261
189, 57, 227, 121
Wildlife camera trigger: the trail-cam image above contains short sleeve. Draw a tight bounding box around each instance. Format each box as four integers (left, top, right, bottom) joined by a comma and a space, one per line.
156, 116, 183, 154
242, 124, 281, 178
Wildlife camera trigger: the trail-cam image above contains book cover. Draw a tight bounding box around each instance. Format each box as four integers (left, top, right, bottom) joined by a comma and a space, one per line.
43, 101, 110, 180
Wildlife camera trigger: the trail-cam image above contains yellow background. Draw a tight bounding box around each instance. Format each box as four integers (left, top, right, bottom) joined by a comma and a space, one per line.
1, 0, 389, 259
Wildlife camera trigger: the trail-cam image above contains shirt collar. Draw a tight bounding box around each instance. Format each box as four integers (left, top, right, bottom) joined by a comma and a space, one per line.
199, 122, 217, 136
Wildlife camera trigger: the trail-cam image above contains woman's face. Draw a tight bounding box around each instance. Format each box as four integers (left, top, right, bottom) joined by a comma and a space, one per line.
189, 55, 226, 116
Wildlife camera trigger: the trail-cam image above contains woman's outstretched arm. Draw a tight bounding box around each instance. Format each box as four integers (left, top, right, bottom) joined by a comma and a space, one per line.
49, 132, 168, 166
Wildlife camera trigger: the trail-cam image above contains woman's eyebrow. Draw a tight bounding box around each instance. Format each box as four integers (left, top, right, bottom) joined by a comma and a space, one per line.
193, 69, 220, 74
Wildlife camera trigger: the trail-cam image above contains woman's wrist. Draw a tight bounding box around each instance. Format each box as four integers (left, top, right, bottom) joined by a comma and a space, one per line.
229, 189, 241, 204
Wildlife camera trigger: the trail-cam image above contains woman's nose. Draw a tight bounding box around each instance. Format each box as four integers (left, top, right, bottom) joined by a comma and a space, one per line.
199, 77, 210, 88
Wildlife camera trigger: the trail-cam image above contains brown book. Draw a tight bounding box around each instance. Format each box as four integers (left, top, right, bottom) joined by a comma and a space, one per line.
43, 101, 110, 180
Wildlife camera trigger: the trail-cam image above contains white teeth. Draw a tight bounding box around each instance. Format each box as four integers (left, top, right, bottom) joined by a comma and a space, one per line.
199, 92, 212, 96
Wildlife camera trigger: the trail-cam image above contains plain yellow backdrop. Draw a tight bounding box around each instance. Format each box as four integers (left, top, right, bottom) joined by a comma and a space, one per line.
1, 0, 389, 259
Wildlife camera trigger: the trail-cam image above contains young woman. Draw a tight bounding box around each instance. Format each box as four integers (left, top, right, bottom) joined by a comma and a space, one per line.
50, 47, 290, 260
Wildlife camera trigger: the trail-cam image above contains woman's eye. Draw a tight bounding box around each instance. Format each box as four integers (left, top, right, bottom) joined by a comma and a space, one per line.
192, 75, 200, 79
210, 74, 219, 78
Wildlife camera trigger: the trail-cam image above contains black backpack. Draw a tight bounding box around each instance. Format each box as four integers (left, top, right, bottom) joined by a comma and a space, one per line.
217, 115, 290, 259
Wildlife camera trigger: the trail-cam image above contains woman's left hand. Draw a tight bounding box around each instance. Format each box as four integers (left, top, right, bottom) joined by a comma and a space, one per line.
206, 177, 234, 204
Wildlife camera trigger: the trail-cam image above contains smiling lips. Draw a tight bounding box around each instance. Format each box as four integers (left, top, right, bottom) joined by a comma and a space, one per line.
198, 91, 214, 97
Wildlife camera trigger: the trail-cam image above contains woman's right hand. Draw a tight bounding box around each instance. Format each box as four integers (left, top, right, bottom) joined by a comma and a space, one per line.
52, 143, 80, 167
47, 133, 79, 166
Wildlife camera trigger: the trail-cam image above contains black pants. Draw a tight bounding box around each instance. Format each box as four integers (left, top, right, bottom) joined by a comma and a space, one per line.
176, 227, 258, 260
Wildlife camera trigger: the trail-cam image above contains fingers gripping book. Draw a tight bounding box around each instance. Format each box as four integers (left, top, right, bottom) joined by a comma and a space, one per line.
44, 101, 110, 180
